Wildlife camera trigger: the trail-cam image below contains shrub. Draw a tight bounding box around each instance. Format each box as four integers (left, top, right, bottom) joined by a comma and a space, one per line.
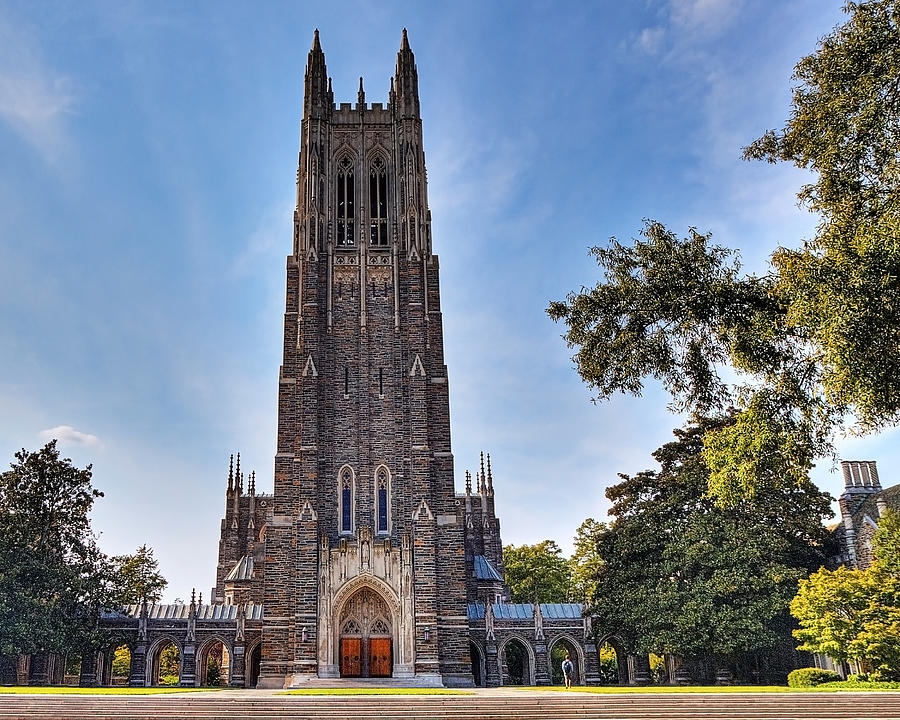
787, 668, 842, 687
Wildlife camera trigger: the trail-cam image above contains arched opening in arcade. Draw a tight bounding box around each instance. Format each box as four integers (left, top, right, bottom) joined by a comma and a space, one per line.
197, 639, 229, 687
597, 637, 627, 685
550, 636, 581, 686
111, 645, 132, 686
151, 640, 180, 686
500, 637, 531, 686
337, 587, 393, 678
246, 642, 262, 688
469, 642, 485, 687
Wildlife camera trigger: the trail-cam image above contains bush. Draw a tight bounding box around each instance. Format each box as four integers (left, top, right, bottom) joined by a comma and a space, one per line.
787, 668, 843, 687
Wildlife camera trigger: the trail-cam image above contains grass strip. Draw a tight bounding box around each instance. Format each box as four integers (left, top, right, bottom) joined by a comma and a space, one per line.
527, 685, 900, 693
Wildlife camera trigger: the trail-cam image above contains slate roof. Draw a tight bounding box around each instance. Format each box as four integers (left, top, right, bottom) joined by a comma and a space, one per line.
225, 555, 254, 582
467, 602, 582, 621
123, 603, 264, 621
473, 555, 503, 581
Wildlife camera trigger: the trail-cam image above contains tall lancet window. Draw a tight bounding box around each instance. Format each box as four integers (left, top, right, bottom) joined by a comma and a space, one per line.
337, 157, 355, 247
375, 466, 390, 534
339, 466, 354, 533
369, 157, 388, 246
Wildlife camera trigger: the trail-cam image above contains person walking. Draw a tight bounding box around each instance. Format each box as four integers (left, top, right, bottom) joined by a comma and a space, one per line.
561, 652, 574, 689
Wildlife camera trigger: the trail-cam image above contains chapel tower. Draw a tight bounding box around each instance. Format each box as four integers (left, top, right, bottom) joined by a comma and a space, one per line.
256, 30, 472, 687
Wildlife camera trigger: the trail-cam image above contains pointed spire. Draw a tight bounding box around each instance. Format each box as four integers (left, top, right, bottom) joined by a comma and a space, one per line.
479, 452, 486, 493
465, 470, 472, 496
235, 453, 242, 494
198, 591, 202, 606
249, 470, 256, 496
191, 588, 196, 606
394, 28, 420, 119
304, 29, 329, 119
239, 471, 245, 494
357, 76, 365, 108
228, 454, 234, 494
486, 453, 494, 496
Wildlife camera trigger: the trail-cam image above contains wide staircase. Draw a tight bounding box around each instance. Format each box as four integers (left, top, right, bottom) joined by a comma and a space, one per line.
1, 691, 900, 720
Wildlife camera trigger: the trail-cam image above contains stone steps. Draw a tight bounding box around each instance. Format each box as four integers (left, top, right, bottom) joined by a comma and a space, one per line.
1, 693, 899, 720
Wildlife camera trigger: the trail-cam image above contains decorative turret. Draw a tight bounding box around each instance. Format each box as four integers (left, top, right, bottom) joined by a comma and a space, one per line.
303, 29, 330, 119
393, 28, 420, 119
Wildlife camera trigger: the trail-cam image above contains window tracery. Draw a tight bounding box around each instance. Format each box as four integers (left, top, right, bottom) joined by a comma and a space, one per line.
375, 466, 390, 534
340, 467, 354, 533
369, 157, 388, 247
337, 157, 355, 247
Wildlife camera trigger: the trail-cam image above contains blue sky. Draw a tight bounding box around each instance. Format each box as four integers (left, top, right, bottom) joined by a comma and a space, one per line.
1, 0, 893, 602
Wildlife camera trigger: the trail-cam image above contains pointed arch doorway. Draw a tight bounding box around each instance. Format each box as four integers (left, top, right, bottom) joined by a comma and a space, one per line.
338, 588, 393, 678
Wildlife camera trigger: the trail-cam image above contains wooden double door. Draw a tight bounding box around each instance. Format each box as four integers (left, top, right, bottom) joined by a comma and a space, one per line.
340, 636, 392, 677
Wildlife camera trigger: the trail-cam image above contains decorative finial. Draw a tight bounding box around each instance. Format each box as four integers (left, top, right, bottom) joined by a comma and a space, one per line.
401, 27, 410, 51
358, 76, 365, 106
479, 451, 486, 492
486, 453, 493, 494
465, 470, 472, 495
198, 592, 202, 606
235, 453, 241, 493
312, 28, 321, 51
250, 470, 256, 495
239, 471, 244, 494
191, 588, 196, 605
228, 454, 234, 493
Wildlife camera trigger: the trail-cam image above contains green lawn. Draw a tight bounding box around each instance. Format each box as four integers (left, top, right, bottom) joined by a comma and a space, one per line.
0, 686, 222, 695
280, 688, 475, 695
529, 685, 900, 693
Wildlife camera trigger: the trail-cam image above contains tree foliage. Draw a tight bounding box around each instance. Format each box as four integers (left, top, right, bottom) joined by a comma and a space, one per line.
0, 442, 167, 661
570, 518, 606, 605
588, 420, 832, 663
111, 544, 167, 606
549, 0, 900, 501
0, 442, 112, 657
503, 541, 572, 604
792, 508, 900, 679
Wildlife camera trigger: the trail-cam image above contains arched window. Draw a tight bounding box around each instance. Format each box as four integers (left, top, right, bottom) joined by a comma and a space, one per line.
375, 465, 390, 534
337, 157, 355, 247
339, 466, 355, 533
369, 157, 388, 247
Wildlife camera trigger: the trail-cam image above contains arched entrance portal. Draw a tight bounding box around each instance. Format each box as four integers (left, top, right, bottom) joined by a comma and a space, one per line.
338, 588, 393, 678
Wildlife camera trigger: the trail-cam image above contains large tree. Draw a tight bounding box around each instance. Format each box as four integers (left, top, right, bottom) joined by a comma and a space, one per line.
111, 544, 167, 606
0, 441, 163, 662
589, 420, 832, 668
792, 509, 900, 679
548, 0, 900, 502
503, 541, 572, 604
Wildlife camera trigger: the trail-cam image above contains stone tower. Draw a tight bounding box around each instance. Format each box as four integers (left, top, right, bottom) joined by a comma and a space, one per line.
256, 29, 472, 687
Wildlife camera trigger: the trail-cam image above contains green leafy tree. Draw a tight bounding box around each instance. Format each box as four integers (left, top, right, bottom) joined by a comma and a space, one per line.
548, 0, 900, 502
503, 541, 572, 604
792, 507, 900, 679
570, 518, 606, 605
111, 544, 167, 606
0, 441, 116, 659
590, 420, 831, 669
874, 509, 900, 577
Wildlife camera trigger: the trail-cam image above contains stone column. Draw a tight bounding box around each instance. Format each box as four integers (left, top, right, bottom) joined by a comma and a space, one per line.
129, 643, 147, 687
180, 642, 196, 687
28, 653, 49, 686
78, 650, 97, 687
631, 654, 651, 685
533, 641, 550, 686
230, 644, 246, 687
484, 639, 501, 687
583, 640, 601, 686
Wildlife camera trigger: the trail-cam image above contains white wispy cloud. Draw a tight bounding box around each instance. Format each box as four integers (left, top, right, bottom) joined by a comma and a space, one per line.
636, 27, 666, 56
670, 0, 742, 35
0, 11, 76, 163
39, 425, 99, 446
